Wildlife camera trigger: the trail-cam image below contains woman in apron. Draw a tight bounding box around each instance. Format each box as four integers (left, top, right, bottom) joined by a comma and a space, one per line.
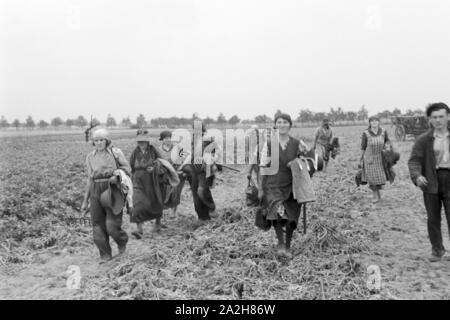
360, 116, 390, 203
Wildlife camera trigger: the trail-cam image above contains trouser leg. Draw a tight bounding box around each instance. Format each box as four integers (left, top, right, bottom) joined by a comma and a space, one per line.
273, 221, 285, 248
439, 171, 450, 252
284, 201, 301, 249
105, 209, 128, 249
90, 197, 112, 259
197, 172, 216, 212
424, 192, 444, 255
285, 224, 295, 250
188, 172, 210, 220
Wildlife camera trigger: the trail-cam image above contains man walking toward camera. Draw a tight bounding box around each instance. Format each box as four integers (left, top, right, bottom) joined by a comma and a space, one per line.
408, 103, 450, 262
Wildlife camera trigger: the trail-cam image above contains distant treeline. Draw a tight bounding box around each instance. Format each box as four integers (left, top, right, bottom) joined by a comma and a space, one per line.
0, 106, 426, 130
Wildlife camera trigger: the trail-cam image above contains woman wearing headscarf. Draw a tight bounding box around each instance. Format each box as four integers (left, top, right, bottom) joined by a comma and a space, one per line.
257, 113, 310, 255
313, 119, 333, 172
156, 130, 187, 216
360, 116, 391, 203
80, 128, 130, 263
129, 129, 167, 238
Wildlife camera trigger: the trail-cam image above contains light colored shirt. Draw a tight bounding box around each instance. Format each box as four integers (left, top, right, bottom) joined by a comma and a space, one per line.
157, 142, 185, 165
433, 130, 450, 169
86, 147, 130, 179
315, 126, 333, 146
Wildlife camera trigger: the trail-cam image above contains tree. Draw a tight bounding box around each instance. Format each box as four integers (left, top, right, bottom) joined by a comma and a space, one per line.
377, 110, 392, 120
25, 116, 35, 129
312, 112, 327, 122
91, 118, 101, 127
392, 108, 402, 116
65, 119, 75, 127
106, 114, 117, 128
357, 105, 368, 121
228, 115, 240, 126
51, 117, 64, 127
121, 116, 132, 127
0, 116, 9, 129
38, 120, 49, 129
12, 119, 20, 130
346, 111, 357, 122
298, 109, 313, 123
254, 114, 271, 124
216, 113, 227, 125
75, 115, 88, 128
203, 116, 215, 125
136, 114, 146, 128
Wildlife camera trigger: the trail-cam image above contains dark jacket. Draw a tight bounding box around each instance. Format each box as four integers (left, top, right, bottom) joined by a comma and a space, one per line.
408, 128, 450, 194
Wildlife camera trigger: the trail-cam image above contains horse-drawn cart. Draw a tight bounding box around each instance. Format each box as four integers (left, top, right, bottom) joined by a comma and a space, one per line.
391, 116, 429, 141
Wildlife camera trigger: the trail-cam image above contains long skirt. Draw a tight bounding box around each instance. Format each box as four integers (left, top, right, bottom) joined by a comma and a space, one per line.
130, 169, 164, 223
263, 184, 302, 230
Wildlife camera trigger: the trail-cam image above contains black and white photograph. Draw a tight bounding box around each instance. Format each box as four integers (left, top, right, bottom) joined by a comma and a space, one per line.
1, 0, 450, 306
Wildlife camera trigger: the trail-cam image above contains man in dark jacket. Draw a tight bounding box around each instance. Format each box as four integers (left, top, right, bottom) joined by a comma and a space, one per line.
408, 102, 450, 262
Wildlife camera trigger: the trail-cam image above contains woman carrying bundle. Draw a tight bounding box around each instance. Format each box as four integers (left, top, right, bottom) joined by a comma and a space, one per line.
81, 128, 130, 263
129, 129, 167, 237
257, 113, 311, 255
156, 130, 187, 216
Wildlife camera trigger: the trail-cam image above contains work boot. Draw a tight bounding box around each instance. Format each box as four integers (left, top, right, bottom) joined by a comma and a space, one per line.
192, 219, 210, 229
429, 248, 444, 262
99, 255, 113, 264
429, 254, 442, 262
209, 210, 219, 219
118, 244, 126, 255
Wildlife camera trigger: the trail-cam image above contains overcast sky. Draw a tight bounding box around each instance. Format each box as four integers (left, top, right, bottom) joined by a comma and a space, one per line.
1, 0, 450, 122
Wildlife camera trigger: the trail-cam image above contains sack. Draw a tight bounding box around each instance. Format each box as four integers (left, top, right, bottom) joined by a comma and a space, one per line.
255, 207, 271, 231
245, 178, 259, 207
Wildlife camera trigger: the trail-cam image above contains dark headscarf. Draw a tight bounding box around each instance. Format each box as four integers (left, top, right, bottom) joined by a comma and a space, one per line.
159, 130, 172, 141
274, 113, 293, 127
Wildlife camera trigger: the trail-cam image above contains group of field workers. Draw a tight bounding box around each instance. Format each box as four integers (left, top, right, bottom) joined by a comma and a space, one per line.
80, 123, 221, 263
80, 103, 450, 263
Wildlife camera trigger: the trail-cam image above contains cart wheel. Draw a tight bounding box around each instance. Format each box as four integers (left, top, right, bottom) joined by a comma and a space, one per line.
395, 125, 405, 141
